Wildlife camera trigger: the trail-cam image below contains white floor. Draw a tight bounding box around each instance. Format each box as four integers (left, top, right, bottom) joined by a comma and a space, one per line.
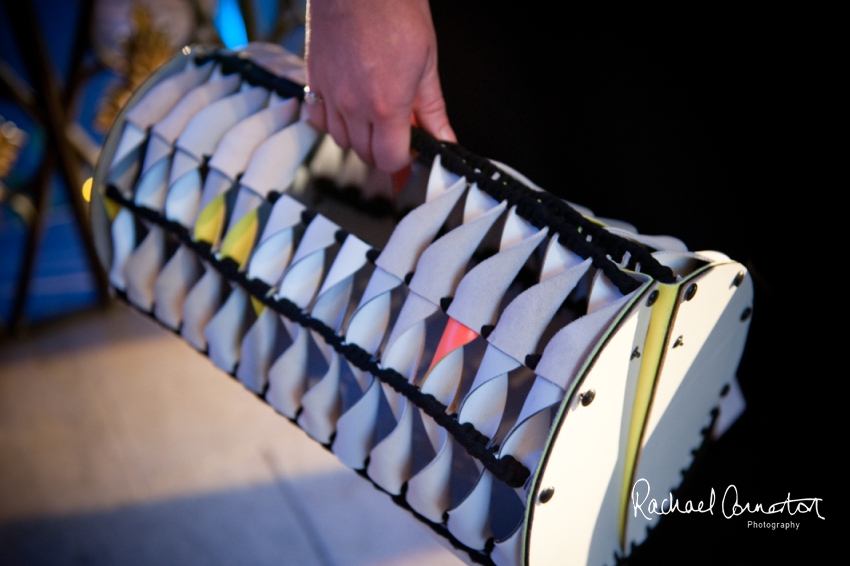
0, 304, 463, 565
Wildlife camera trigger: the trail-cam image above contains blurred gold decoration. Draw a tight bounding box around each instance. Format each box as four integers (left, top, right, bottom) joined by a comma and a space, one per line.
0, 117, 28, 181
81, 176, 93, 203
95, 5, 178, 132
0, 117, 33, 224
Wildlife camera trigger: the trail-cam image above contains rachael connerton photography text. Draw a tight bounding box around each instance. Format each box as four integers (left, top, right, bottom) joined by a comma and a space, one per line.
630, 479, 825, 521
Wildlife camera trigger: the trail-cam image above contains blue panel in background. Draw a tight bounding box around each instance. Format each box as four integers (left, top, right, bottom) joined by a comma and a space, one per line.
0, 0, 100, 327
30, 0, 81, 83
254, 0, 280, 40
0, 207, 27, 324
23, 176, 99, 323
0, 175, 99, 325
0, 0, 305, 327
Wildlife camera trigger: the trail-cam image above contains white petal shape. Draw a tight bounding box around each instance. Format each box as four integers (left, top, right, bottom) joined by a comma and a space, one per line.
181, 268, 227, 351
406, 428, 453, 523
153, 245, 202, 330
446, 471, 493, 550
266, 325, 309, 418
426, 154, 462, 202
175, 86, 269, 161
239, 120, 320, 198
108, 208, 136, 291
236, 307, 283, 394
332, 376, 381, 470
491, 526, 523, 566
457, 372, 509, 443
374, 177, 467, 279
134, 155, 171, 211
205, 286, 254, 374
124, 226, 167, 312
298, 351, 343, 444
208, 97, 300, 181
123, 61, 214, 133
366, 399, 413, 495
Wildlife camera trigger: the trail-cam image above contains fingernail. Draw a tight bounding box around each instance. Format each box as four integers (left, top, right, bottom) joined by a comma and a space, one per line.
439, 126, 457, 142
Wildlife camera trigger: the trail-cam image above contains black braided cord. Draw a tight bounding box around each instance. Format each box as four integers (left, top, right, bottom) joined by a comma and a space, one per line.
105, 185, 531, 490
410, 128, 676, 292
194, 50, 306, 101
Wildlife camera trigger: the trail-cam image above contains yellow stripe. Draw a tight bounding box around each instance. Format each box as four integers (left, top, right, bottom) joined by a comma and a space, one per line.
193, 194, 226, 244
619, 282, 679, 547
250, 297, 265, 317
104, 196, 121, 221
220, 209, 259, 269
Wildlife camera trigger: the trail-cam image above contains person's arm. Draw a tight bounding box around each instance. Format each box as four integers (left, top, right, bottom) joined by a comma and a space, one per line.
304, 0, 456, 173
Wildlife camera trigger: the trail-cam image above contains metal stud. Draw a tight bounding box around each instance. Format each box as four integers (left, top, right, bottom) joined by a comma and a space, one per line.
580, 389, 596, 406
733, 271, 745, 287
539, 487, 555, 504
631, 347, 641, 360
741, 307, 752, 321
672, 336, 684, 348
684, 283, 698, 301
646, 290, 659, 306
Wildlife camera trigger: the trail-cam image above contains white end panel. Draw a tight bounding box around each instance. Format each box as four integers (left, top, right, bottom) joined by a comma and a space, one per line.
527, 291, 651, 566
624, 263, 753, 551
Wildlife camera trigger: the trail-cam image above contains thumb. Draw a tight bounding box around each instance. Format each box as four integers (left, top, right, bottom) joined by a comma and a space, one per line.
412, 63, 456, 143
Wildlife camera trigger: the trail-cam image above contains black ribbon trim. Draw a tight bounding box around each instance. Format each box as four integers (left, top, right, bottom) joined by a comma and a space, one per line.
105, 185, 531, 490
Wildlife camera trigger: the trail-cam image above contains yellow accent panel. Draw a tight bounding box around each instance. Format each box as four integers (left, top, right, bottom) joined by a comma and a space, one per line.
619, 282, 679, 547
194, 194, 226, 244
104, 196, 121, 221
250, 297, 265, 317
220, 209, 259, 269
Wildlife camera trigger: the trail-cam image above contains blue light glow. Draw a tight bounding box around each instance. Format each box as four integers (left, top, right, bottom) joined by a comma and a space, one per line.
214, 0, 249, 49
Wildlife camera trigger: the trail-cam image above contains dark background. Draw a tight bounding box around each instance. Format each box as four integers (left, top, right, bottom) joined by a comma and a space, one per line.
431, 3, 833, 564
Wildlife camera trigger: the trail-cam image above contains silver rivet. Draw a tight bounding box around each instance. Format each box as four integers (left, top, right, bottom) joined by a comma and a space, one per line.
646, 290, 659, 306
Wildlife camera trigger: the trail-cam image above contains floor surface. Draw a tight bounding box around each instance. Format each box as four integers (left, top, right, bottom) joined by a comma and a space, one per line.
0, 304, 462, 565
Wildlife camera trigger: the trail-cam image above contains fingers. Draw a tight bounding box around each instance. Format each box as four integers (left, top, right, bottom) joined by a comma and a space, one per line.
303, 0, 451, 174
305, 89, 328, 133
325, 106, 352, 150
347, 120, 374, 168
307, 94, 378, 168
372, 113, 413, 173
306, 85, 448, 173
308, 87, 410, 172
413, 63, 456, 143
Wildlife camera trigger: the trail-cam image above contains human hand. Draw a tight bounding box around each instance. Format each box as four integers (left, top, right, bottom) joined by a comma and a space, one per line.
304, 0, 456, 173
